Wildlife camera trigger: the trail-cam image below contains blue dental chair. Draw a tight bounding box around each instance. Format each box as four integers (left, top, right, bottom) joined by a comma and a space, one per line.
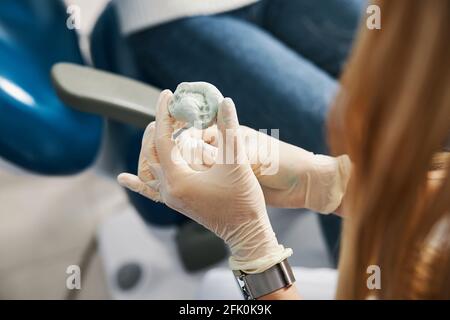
0, 0, 104, 300
0, 0, 224, 299
0, 0, 102, 174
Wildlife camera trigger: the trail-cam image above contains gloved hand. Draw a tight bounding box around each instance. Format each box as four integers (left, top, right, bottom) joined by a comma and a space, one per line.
118, 90, 292, 273
243, 126, 351, 213
177, 125, 352, 214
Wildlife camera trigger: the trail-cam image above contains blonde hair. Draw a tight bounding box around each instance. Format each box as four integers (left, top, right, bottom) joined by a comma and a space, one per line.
328, 0, 450, 299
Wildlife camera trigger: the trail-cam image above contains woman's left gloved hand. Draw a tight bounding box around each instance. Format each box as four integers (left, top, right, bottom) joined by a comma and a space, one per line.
176, 124, 351, 214
117, 90, 292, 273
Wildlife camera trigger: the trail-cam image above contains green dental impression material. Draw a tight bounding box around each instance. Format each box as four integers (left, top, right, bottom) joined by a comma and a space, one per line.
169, 82, 223, 129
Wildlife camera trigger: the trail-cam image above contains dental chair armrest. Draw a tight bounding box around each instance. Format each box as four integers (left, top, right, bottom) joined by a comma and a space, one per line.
51, 63, 158, 128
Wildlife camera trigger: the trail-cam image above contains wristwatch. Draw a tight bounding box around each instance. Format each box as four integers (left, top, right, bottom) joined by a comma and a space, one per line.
233, 259, 296, 300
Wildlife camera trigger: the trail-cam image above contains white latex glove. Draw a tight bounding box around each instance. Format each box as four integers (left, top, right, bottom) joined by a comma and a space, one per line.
243, 127, 351, 213
176, 125, 352, 214
118, 90, 292, 273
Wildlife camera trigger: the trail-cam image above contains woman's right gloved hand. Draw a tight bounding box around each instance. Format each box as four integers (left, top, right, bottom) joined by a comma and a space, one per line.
118, 91, 292, 274
179, 125, 352, 214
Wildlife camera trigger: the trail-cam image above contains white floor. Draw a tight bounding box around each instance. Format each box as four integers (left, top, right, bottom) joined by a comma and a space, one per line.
0, 157, 332, 299
0, 160, 115, 299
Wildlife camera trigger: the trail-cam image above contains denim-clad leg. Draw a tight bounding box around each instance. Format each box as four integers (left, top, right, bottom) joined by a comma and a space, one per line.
253, 0, 365, 262
260, 0, 366, 77
128, 14, 336, 153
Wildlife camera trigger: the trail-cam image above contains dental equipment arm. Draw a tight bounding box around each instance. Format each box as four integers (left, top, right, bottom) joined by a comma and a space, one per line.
51, 63, 159, 128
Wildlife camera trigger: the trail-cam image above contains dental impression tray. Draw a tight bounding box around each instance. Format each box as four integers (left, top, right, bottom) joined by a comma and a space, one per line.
52, 63, 224, 131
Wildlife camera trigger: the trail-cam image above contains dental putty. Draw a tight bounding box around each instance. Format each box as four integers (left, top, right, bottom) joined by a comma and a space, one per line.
169, 82, 223, 129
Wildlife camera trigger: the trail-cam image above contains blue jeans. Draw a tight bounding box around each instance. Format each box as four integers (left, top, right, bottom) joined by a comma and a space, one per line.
127, 0, 364, 153
126, 0, 365, 262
